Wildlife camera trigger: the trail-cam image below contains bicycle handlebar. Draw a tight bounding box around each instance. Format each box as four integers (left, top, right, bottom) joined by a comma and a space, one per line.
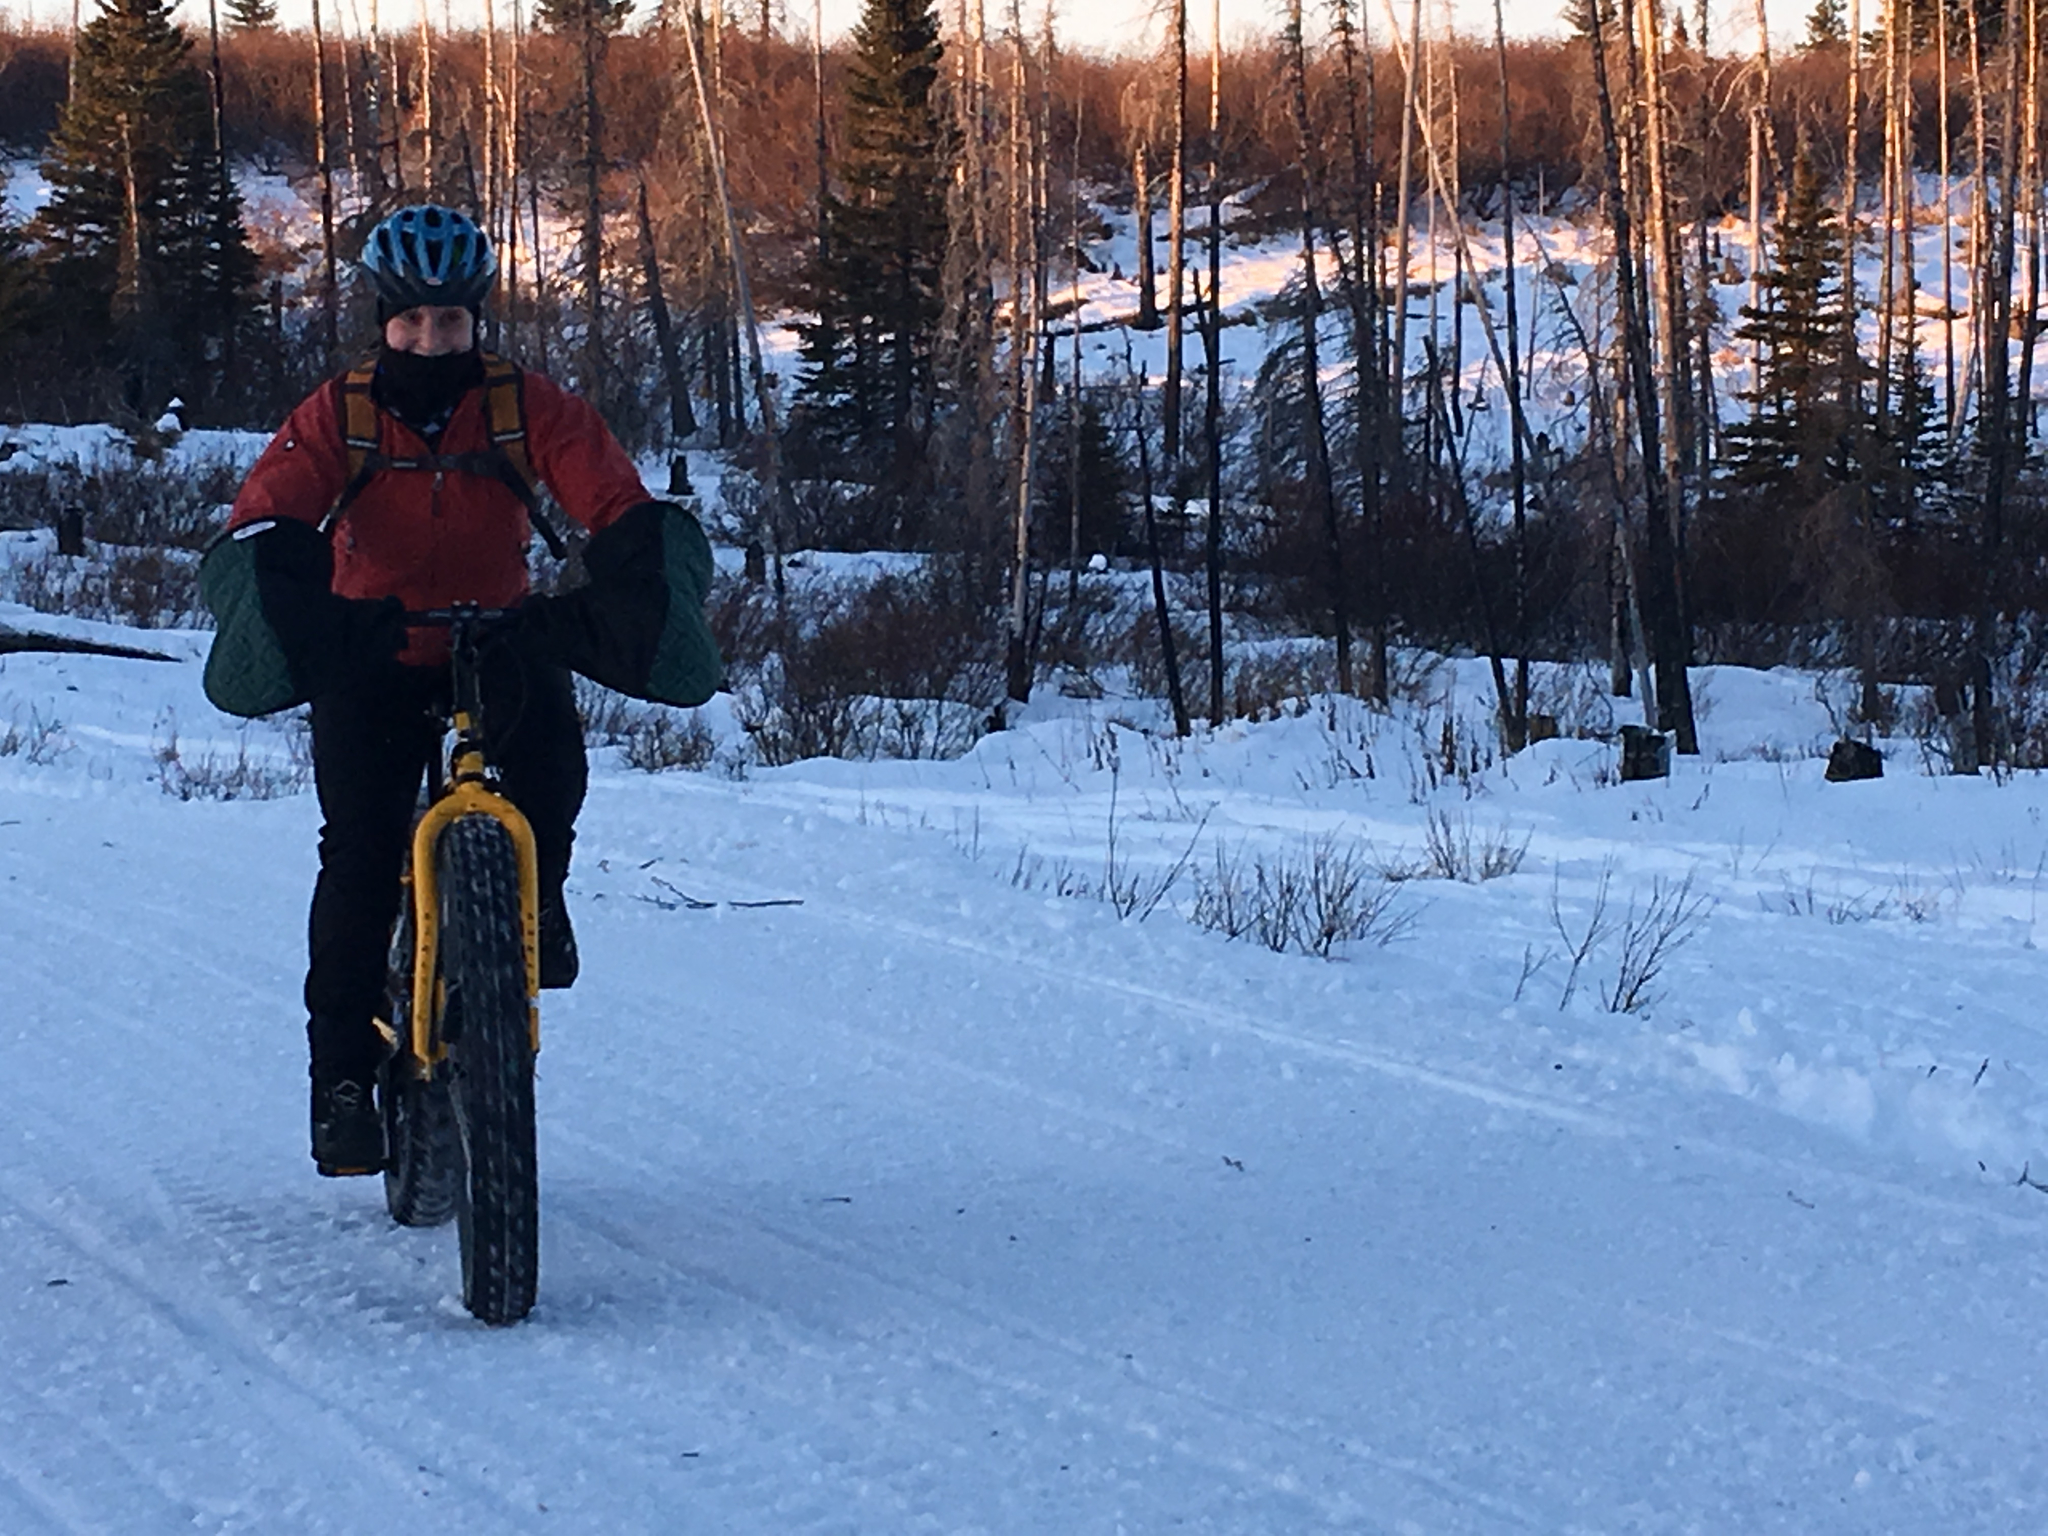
402, 605, 520, 628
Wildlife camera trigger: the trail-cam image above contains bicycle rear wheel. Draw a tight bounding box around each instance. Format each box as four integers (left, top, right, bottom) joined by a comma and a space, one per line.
382, 895, 463, 1227
437, 813, 539, 1326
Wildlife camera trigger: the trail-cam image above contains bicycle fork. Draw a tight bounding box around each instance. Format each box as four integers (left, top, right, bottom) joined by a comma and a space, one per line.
401, 709, 544, 1069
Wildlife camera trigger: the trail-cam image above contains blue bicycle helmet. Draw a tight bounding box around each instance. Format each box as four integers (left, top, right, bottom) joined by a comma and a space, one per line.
359, 204, 497, 313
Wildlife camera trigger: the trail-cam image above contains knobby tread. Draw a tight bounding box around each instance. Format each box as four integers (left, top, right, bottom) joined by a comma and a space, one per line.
383, 898, 464, 1227
437, 814, 539, 1325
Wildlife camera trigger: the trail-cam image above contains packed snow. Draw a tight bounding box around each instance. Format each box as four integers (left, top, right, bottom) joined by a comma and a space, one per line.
3, 589, 2048, 1531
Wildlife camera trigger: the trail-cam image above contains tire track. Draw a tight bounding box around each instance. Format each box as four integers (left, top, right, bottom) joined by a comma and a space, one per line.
0, 1169, 546, 1535
547, 1122, 1560, 1536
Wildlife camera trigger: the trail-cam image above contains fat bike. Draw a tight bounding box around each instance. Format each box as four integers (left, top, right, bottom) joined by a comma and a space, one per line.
376, 605, 542, 1326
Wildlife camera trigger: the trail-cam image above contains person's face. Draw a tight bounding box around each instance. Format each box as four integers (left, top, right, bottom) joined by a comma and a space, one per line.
383, 304, 475, 356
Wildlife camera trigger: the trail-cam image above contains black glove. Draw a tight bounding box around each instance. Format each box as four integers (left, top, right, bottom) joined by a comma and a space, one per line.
332, 594, 407, 667
516, 503, 672, 692
248, 519, 405, 694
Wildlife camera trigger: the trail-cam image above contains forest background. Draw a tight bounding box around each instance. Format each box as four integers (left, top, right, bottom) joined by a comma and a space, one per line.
0, 0, 2044, 776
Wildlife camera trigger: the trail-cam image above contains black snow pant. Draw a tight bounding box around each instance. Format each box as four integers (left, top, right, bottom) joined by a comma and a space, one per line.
304, 646, 586, 1081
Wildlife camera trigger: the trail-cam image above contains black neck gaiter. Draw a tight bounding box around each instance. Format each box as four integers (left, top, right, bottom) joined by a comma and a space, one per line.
372, 346, 485, 440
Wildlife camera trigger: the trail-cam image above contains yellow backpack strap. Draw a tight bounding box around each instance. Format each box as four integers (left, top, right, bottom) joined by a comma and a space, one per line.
324, 358, 385, 531
480, 352, 569, 559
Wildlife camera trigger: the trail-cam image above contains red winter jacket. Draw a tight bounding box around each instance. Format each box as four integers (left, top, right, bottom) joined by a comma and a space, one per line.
227, 364, 649, 665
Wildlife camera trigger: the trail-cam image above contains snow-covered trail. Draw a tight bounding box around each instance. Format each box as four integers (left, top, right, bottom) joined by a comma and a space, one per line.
5, 748, 2048, 1533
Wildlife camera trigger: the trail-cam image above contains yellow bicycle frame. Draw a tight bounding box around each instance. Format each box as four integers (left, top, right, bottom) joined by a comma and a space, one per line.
405, 712, 542, 1068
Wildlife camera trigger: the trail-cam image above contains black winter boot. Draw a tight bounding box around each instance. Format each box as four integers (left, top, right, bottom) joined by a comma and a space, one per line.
539, 891, 579, 990
312, 1073, 385, 1176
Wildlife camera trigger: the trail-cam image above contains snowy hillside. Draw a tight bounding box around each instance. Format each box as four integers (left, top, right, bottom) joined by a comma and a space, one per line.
4, 601, 2048, 1530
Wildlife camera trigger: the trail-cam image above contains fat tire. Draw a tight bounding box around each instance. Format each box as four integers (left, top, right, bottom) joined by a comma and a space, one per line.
382, 1067, 461, 1226
382, 895, 464, 1226
438, 813, 539, 1326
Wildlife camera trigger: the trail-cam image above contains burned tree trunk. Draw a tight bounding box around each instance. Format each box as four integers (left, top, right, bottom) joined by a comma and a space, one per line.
637, 175, 697, 441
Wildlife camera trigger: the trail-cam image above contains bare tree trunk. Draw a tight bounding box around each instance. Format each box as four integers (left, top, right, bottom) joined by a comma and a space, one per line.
1973, 0, 2026, 769
1133, 140, 1159, 329
314, 0, 340, 367
1285, 0, 1350, 695
1631, 0, 1683, 500
482, 0, 498, 237
1202, 0, 1225, 723
1068, 80, 1085, 604
1005, 3, 1039, 705
1748, 0, 1773, 390
814, 0, 828, 267
335, 9, 359, 209
1876, 0, 1899, 431
1163, 0, 1188, 473
948, 0, 1000, 569
638, 175, 696, 441
206, 0, 237, 394
579, 4, 606, 398
1940, 0, 1955, 420
1130, 354, 1189, 736
1390, 0, 1422, 420
1585, 0, 1694, 746
114, 113, 142, 318
679, 0, 794, 597
505, 0, 523, 348
1690, 0, 1716, 480
2013, 0, 2041, 440
418, 0, 434, 194
1494, 0, 1528, 750
1955, 1, 1988, 444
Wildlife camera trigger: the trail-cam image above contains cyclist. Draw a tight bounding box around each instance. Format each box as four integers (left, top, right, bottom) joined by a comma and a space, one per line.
206, 204, 718, 1176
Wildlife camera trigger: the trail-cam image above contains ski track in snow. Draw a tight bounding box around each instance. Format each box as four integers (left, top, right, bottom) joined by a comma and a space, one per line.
6, 642, 2048, 1528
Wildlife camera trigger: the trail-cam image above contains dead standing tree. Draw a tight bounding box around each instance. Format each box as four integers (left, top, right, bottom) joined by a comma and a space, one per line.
1282, 0, 1351, 696
1162, 0, 1187, 475
1585, 0, 1697, 751
1003, 4, 1041, 706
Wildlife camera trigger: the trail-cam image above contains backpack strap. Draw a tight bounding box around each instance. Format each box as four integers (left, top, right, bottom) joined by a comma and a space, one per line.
321, 358, 383, 532
321, 351, 571, 560
480, 353, 568, 560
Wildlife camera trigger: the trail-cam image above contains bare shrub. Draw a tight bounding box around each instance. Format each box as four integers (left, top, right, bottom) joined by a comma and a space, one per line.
1108, 600, 1209, 704
1419, 808, 1530, 882
154, 731, 307, 800
1035, 579, 1125, 688
1189, 843, 1261, 939
1528, 661, 1620, 740
732, 566, 1002, 765
4, 543, 205, 629
1299, 836, 1415, 956
1551, 862, 1616, 1011
620, 711, 716, 772
1188, 836, 1412, 958
575, 678, 641, 747
1603, 873, 1712, 1015
0, 457, 241, 550
0, 707, 67, 765
1228, 644, 1336, 721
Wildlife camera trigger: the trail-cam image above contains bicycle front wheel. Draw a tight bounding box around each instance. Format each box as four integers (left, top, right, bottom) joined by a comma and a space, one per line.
437, 813, 539, 1326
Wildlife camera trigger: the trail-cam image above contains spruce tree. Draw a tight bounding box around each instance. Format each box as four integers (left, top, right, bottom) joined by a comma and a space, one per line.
1036, 392, 1132, 561
223, 0, 277, 31
535, 0, 630, 31
34, 0, 256, 413
793, 0, 946, 477
1802, 0, 1847, 48
0, 213, 39, 361
1724, 148, 1864, 491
